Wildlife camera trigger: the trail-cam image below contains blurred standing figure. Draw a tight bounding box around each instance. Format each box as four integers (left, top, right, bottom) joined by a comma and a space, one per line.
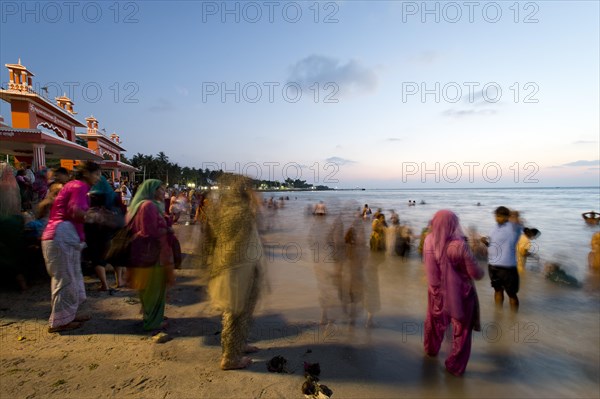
85, 176, 126, 291
313, 201, 327, 216
194, 192, 208, 226
481, 206, 522, 311
423, 210, 484, 376
189, 190, 199, 223
314, 212, 345, 325
418, 222, 431, 260
396, 223, 413, 261
48, 167, 70, 188
369, 213, 387, 252
389, 210, 399, 225
589, 232, 600, 271
516, 228, 540, 273
32, 168, 49, 201
126, 179, 175, 331
365, 213, 386, 327
342, 215, 367, 325
15, 168, 32, 210
24, 164, 35, 184
361, 204, 372, 219
42, 162, 101, 333
169, 192, 188, 224
466, 226, 488, 261
205, 176, 265, 370
37, 183, 63, 221
0, 163, 27, 290
120, 184, 132, 206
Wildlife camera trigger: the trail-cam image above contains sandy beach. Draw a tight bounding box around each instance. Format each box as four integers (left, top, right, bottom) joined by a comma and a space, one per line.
1, 202, 599, 399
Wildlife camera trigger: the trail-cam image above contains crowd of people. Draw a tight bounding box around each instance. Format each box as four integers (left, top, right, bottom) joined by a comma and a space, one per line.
1, 164, 598, 376
0, 163, 194, 331
302, 203, 489, 375
301, 199, 598, 376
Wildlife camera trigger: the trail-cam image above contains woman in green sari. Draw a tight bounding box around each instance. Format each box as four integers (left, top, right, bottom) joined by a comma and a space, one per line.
126, 179, 175, 331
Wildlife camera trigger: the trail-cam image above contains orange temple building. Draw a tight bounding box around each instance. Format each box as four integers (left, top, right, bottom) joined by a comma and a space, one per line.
76, 116, 138, 182
0, 60, 137, 180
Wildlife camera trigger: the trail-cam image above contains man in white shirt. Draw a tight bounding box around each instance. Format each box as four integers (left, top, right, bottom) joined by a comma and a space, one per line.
481, 206, 523, 312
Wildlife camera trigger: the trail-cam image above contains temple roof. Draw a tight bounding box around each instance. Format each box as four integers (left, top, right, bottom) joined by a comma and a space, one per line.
76, 131, 127, 152
0, 127, 102, 161
5, 61, 34, 75
0, 89, 86, 127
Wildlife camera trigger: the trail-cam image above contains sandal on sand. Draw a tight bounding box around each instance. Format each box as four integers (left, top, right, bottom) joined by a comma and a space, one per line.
220, 356, 252, 370
48, 321, 82, 333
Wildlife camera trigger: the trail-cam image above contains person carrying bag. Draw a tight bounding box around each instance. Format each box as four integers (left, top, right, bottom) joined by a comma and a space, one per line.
123, 179, 175, 331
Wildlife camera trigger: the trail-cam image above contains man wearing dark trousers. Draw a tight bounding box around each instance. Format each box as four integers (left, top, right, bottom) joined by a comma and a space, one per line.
481, 206, 523, 312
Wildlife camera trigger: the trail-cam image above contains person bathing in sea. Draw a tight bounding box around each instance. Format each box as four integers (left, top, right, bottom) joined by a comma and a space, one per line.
313, 201, 327, 216
582, 211, 600, 225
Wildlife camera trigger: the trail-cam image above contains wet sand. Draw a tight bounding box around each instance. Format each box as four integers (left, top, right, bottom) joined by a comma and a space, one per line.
1, 203, 599, 398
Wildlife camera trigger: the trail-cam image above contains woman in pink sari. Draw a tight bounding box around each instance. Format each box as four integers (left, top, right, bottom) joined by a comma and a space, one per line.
423, 210, 484, 376
42, 162, 101, 333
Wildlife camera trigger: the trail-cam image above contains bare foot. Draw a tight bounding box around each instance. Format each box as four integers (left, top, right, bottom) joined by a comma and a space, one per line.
243, 345, 259, 353
220, 356, 252, 370
48, 321, 82, 333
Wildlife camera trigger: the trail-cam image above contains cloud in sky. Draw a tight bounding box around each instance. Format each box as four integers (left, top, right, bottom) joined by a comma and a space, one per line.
573, 140, 598, 144
463, 89, 485, 105
287, 55, 378, 97
148, 98, 174, 113
326, 156, 356, 165
175, 86, 189, 96
442, 109, 497, 118
461, 88, 505, 107
560, 160, 600, 167
410, 51, 441, 65
386, 137, 402, 142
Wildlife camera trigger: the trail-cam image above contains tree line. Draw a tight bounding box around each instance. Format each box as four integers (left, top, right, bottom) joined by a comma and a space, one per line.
127, 152, 331, 190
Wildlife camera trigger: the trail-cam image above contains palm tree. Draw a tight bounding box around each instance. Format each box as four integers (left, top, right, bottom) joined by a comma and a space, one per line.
155, 152, 169, 182
143, 154, 155, 180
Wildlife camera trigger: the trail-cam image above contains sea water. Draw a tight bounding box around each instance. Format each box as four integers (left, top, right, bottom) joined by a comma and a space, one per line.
248, 186, 599, 398
276, 186, 600, 281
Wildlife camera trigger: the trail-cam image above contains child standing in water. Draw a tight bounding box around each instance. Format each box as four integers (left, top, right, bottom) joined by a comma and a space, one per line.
517, 228, 541, 273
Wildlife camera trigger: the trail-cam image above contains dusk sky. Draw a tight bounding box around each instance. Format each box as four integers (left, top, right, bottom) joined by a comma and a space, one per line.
1, 1, 598, 188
